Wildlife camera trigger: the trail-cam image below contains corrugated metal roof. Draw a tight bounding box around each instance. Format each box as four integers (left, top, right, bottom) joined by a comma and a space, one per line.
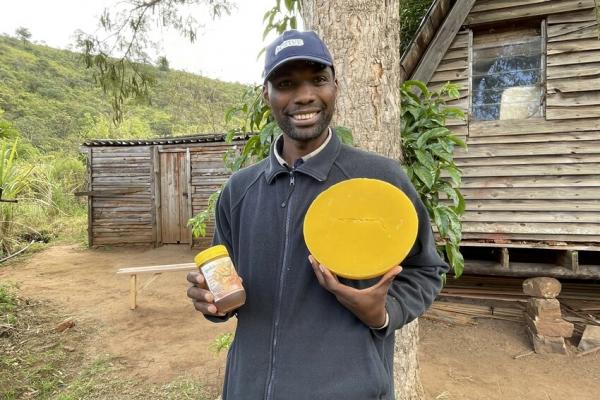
82, 133, 248, 147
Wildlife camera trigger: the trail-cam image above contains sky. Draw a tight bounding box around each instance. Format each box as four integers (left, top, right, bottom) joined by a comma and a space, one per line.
2, 0, 299, 84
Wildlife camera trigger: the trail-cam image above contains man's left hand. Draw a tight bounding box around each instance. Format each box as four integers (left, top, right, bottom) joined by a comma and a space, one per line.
308, 255, 402, 328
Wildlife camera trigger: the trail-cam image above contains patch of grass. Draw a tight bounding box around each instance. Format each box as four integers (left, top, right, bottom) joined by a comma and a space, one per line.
57, 357, 214, 400
0, 281, 18, 327
209, 332, 233, 354
0, 285, 216, 400
159, 377, 213, 400
0, 284, 83, 399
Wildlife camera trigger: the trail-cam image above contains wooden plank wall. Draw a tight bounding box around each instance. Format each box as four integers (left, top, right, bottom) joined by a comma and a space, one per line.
400, 0, 451, 82
90, 146, 154, 245
189, 142, 233, 248
430, 30, 471, 137
428, 1, 600, 243
546, 10, 600, 119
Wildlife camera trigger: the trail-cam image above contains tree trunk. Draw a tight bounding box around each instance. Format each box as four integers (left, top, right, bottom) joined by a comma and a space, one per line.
300, 0, 402, 159
300, 1, 425, 399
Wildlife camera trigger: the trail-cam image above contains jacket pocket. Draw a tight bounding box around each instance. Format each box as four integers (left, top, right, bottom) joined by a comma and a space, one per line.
365, 332, 391, 398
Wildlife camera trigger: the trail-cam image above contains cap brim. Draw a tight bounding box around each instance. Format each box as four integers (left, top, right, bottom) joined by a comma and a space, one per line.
264, 56, 333, 83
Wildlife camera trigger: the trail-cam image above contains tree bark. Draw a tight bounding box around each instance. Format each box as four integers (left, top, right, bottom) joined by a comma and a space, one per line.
300, 1, 425, 399
300, 0, 402, 159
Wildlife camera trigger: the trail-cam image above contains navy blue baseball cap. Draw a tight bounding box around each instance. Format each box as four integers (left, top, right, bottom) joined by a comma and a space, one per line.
263, 30, 334, 83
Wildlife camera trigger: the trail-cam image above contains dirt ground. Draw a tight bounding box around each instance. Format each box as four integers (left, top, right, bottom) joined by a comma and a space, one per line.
1, 244, 599, 399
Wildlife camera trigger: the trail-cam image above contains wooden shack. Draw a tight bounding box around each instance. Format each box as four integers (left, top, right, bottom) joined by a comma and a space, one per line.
81, 134, 242, 248
402, 0, 600, 278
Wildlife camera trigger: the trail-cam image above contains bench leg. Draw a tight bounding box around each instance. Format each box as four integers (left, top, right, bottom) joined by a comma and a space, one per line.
129, 274, 137, 310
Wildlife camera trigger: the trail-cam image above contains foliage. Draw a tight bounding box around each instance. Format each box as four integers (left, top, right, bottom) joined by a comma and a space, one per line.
0, 118, 88, 257
0, 281, 18, 320
210, 332, 234, 354
15, 27, 31, 42
0, 138, 31, 199
157, 55, 170, 72
0, 35, 246, 154
260, 0, 302, 55
400, 80, 467, 277
188, 189, 221, 238
0, 138, 34, 255
75, 0, 234, 123
0, 111, 19, 140
400, 0, 435, 54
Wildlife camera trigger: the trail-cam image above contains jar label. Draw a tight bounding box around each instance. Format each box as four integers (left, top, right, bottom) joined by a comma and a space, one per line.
201, 257, 243, 301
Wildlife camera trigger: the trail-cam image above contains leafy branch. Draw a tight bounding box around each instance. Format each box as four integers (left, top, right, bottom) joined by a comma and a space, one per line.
400, 80, 467, 277
76, 0, 233, 124
261, 0, 302, 41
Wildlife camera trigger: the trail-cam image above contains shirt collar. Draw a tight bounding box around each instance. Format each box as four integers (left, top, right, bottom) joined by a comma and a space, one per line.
265, 127, 341, 184
273, 128, 333, 167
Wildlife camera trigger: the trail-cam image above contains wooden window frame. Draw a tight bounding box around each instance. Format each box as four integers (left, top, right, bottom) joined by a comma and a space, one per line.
468, 20, 547, 123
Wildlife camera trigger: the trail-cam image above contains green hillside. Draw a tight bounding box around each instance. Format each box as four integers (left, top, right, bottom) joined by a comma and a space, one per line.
0, 34, 248, 257
0, 35, 247, 153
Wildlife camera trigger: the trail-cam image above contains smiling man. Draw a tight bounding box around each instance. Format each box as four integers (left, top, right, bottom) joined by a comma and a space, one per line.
187, 30, 448, 400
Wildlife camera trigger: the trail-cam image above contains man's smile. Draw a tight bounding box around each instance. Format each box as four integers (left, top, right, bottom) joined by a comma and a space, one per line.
288, 109, 321, 126
292, 112, 318, 120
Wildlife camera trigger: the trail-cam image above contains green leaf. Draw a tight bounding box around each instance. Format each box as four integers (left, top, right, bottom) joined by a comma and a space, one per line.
416, 127, 449, 148
414, 149, 435, 169
433, 207, 449, 237
450, 245, 464, 277
447, 134, 467, 149
443, 107, 466, 120
413, 164, 434, 189
440, 185, 459, 206
429, 145, 453, 163
284, 0, 294, 12
445, 165, 461, 187
334, 126, 354, 145
403, 80, 430, 98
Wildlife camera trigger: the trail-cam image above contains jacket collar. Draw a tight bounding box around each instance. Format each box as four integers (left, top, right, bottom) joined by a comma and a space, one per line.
264, 128, 342, 184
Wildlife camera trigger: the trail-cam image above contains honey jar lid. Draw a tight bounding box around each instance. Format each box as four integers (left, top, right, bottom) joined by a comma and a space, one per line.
195, 244, 229, 267
303, 178, 419, 280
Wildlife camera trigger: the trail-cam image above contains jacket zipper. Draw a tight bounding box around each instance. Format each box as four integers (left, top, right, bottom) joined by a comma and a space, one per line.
265, 170, 295, 400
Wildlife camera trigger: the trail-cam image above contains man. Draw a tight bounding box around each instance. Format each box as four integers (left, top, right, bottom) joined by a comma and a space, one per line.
187, 30, 448, 400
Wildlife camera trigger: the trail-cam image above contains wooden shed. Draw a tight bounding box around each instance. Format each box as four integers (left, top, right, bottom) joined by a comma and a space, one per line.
81, 134, 242, 248
402, 0, 600, 278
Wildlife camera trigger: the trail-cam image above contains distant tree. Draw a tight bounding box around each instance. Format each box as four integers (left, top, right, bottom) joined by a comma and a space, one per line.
76, 0, 233, 124
15, 27, 31, 42
157, 56, 170, 72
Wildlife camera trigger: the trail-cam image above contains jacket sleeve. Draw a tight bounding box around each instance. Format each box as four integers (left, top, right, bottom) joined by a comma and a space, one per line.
204, 184, 237, 324
373, 168, 449, 338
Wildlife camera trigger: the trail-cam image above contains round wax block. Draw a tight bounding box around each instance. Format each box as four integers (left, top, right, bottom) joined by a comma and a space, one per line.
303, 178, 418, 280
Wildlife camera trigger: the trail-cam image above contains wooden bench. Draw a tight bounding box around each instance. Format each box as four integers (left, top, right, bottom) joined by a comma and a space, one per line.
117, 263, 196, 310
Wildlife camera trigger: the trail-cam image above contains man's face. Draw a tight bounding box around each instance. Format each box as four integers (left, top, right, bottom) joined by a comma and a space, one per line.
263, 60, 337, 142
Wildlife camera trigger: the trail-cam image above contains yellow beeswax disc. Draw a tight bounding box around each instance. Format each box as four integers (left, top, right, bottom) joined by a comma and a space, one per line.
303, 178, 418, 280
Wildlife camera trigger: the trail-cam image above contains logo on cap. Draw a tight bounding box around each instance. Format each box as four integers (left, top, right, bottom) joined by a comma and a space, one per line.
275, 39, 304, 55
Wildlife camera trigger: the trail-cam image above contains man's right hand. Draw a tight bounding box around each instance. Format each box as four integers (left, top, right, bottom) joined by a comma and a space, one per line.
186, 272, 226, 317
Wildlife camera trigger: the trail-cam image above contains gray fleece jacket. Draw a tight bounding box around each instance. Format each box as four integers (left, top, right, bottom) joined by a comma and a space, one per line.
210, 131, 448, 400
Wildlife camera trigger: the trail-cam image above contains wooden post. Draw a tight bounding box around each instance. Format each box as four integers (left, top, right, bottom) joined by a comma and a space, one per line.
558, 250, 579, 272
500, 247, 510, 269
150, 145, 157, 247
129, 274, 137, 310
186, 148, 193, 248
87, 147, 93, 247
153, 146, 162, 246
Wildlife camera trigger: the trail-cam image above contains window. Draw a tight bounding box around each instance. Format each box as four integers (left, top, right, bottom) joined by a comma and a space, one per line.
471, 24, 545, 121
